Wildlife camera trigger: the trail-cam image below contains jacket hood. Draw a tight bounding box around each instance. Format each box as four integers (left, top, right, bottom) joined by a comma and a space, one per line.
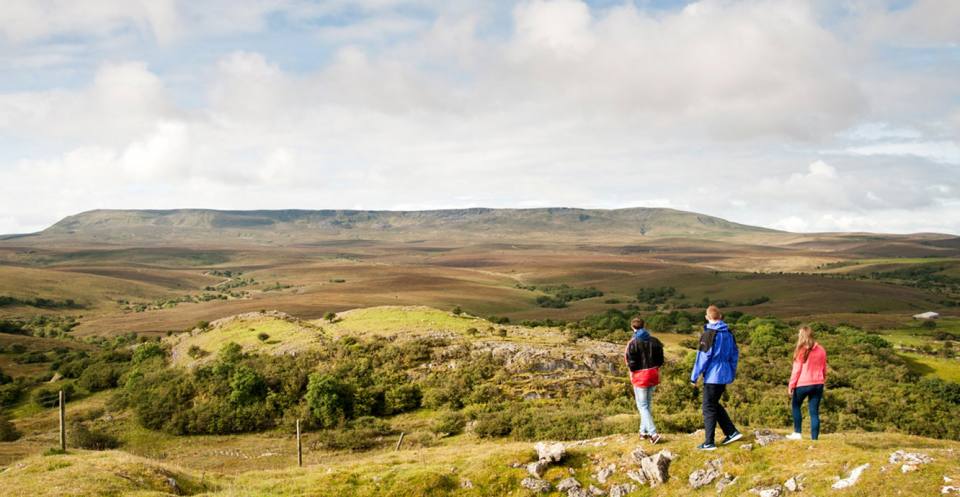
633, 328, 651, 341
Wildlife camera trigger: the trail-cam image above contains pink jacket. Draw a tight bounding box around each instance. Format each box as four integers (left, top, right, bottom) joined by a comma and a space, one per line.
789, 343, 827, 389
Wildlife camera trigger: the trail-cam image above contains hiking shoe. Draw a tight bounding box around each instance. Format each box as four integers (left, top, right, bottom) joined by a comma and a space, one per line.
721, 431, 743, 445
786, 432, 802, 441
696, 443, 717, 451
638, 431, 649, 440
649, 434, 662, 445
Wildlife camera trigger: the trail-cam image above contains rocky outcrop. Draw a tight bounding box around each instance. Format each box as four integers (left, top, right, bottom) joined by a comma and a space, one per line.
689, 458, 723, 489
889, 450, 933, 473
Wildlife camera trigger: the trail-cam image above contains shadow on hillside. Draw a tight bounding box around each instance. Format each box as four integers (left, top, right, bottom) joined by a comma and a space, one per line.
898, 353, 937, 376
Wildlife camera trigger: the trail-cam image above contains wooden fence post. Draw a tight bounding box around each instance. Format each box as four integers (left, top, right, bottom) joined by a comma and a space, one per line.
395, 432, 405, 451
296, 419, 303, 467
59, 390, 66, 451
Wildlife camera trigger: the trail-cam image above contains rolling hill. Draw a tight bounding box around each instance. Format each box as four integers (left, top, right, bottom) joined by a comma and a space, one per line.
12, 207, 786, 246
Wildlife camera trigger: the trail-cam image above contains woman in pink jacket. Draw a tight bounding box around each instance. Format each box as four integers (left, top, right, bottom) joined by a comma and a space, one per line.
787, 326, 827, 441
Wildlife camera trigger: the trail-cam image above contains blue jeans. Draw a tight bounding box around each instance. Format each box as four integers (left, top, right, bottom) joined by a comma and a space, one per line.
633, 385, 657, 435
792, 384, 824, 440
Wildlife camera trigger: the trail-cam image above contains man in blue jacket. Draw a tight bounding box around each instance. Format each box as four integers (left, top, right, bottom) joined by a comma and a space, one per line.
690, 305, 742, 450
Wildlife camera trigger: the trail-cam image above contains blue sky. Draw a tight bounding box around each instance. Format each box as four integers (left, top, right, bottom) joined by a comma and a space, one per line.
0, 0, 958, 234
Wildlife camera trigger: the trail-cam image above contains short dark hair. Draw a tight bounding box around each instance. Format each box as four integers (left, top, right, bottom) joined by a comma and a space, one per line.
631, 317, 644, 329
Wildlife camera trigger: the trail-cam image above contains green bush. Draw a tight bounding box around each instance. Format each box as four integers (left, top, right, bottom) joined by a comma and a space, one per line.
322, 416, 393, 451
132, 342, 166, 364
0, 382, 22, 407
32, 383, 74, 408
77, 363, 124, 392
69, 421, 120, 450
0, 413, 20, 442
432, 410, 466, 435
385, 384, 422, 414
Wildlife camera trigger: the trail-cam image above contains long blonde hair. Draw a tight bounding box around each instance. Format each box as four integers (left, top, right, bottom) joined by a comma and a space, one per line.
794, 326, 816, 363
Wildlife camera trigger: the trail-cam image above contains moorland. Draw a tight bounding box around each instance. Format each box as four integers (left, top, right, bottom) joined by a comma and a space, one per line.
0, 207, 958, 496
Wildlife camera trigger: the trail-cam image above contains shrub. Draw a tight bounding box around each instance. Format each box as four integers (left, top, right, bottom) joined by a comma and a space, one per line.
187, 345, 207, 359
69, 421, 120, 450
920, 320, 937, 330
385, 384, 422, 414
451, 306, 462, 316
472, 411, 513, 438
432, 410, 466, 436
78, 363, 123, 392
132, 342, 166, 364
322, 416, 393, 451
0, 382, 23, 407
257, 332, 270, 342
33, 383, 74, 408
0, 413, 20, 442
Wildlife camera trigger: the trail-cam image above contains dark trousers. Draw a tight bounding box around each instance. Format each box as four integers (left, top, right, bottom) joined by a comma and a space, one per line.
792, 384, 824, 440
703, 383, 737, 444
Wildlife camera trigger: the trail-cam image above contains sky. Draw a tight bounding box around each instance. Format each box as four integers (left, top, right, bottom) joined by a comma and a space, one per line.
0, 0, 958, 235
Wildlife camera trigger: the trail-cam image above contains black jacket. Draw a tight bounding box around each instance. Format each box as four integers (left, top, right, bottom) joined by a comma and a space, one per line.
625, 336, 665, 372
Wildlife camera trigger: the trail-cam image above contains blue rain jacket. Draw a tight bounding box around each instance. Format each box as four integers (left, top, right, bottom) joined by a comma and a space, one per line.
690, 320, 739, 384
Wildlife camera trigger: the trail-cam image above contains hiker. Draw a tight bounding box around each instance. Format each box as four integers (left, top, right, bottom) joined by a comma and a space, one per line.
625, 317, 665, 444
786, 325, 827, 441
690, 305, 742, 450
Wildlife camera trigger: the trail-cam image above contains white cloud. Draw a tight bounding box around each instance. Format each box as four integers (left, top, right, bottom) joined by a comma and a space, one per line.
0, 0, 958, 236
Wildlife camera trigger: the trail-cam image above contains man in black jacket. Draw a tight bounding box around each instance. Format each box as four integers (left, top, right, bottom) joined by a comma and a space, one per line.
625, 317, 665, 443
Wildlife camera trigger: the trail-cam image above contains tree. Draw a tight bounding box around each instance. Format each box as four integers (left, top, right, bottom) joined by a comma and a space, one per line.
305, 373, 353, 428
229, 366, 267, 405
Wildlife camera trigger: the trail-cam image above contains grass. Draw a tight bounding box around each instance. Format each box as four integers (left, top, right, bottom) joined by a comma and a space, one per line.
900, 353, 960, 382
167, 314, 323, 367
325, 306, 487, 336
1, 430, 958, 497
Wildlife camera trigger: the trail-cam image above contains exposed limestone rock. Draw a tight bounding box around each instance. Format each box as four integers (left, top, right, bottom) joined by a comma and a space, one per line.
715, 474, 737, 493
608, 483, 636, 497
594, 463, 616, 484
528, 460, 549, 478
783, 475, 803, 492
639, 451, 672, 486
754, 430, 784, 447
890, 450, 933, 473
832, 463, 870, 490
750, 485, 783, 497
460, 478, 473, 489
741, 443, 754, 451
689, 459, 723, 489
587, 484, 606, 496
521, 477, 552, 493
557, 477, 581, 492
535, 442, 566, 463
629, 447, 648, 464
626, 469, 647, 485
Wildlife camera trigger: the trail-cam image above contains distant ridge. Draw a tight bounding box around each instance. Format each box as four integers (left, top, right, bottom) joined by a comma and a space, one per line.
16, 207, 782, 246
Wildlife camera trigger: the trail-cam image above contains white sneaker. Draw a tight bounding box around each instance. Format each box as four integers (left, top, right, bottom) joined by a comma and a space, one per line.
786, 432, 802, 440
